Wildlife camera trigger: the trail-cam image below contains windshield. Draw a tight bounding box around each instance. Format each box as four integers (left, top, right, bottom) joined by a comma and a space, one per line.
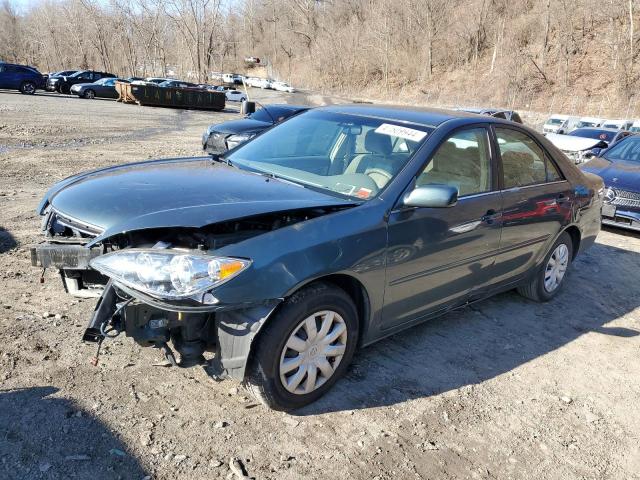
602, 123, 622, 129
569, 129, 615, 142
547, 118, 564, 125
226, 110, 432, 200
577, 121, 598, 128
603, 137, 640, 162
630, 126, 640, 133
95, 78, 110, 85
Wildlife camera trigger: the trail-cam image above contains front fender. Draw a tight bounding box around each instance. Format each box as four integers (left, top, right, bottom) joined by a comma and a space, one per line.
210, 199, 388, 322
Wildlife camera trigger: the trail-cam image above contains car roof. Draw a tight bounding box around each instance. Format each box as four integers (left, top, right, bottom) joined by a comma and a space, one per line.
315, 104, 483, 128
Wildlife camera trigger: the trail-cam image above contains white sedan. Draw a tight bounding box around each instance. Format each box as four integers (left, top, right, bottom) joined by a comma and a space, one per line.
225, 90, 247, 102
273, 82, 296, 93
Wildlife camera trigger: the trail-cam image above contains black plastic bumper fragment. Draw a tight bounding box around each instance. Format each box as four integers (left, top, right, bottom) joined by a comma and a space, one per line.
205, 301, 281, 380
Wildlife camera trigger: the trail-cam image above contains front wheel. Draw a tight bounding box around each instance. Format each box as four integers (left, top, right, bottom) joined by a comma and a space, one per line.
517, 232, 573, 302
20, 81, 36, 95
84, 89, 95, 99
245, 282, 359, 410
60, 84, 70, 94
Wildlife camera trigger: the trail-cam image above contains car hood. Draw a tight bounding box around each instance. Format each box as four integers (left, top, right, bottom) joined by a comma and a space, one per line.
545, 133, 606, 152
210, 118, 271, 135
580, 157, 640, 191
40, 157, 353, 245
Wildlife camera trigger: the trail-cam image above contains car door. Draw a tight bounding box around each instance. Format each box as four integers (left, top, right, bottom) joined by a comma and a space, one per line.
102, 79, 117, 98
0, 64, 8, 88
382, 125, 503, 330
2, 65, 19, 89
491, 126, 572, 284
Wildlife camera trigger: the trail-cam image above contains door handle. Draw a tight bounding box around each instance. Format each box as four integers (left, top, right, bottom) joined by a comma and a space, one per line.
481, 209, 502, 223
556, 194, 569, 204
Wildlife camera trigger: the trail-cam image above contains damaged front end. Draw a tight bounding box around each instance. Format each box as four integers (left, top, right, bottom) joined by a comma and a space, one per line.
84, 279, 279, 379
31, 206, 342, 380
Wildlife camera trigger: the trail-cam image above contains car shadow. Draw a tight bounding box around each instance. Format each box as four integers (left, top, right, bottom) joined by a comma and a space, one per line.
0, 386, 149, 479
0, 227, 16, 253
296, 241, 640, 415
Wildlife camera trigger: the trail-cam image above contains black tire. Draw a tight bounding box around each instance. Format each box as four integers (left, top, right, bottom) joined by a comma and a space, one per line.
20, 81, 36, 95
60, 84, 70, 94
84, 89, 95, 99
245, 281, 359, 411
517, 232, 573, 302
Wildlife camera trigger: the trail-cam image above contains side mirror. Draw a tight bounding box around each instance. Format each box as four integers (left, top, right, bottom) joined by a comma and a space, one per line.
402, 184, 458, 208
241, 100, 256, 115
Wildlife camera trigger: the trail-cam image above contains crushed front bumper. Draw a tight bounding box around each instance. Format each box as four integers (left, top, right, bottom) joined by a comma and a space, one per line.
86, 281, 280, 380
30, 242, 107, 297
31, 242, 101, 269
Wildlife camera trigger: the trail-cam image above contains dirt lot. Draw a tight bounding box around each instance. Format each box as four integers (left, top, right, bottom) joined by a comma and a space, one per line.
1, 90, 639, 480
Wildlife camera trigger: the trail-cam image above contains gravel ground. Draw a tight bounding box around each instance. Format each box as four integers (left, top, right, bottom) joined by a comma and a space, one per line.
1, 89, 639, 480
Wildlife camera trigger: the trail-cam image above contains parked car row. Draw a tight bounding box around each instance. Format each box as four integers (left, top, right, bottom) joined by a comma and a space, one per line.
538, 113, 640, 233
541, 113, 640, 166
543, 114, 637, 135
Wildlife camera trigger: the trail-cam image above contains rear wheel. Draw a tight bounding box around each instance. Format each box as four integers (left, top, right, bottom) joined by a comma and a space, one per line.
84, 89, 95, 99
245, 282, 359, 411
20, 81, 36, 95
517, 232, 573, 302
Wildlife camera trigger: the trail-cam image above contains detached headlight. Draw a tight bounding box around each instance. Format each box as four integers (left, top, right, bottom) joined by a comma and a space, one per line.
226, 132, 256, 150
89, 249, 251, 301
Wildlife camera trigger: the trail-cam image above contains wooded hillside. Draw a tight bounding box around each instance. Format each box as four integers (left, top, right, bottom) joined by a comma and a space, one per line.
2, 0, 639, 116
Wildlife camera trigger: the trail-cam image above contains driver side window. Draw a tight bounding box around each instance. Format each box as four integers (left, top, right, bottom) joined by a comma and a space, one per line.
417, 128, 491, 197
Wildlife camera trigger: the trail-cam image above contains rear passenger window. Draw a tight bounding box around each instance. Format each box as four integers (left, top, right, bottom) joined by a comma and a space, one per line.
495, 128, 562, 188
417, 128, 491, 197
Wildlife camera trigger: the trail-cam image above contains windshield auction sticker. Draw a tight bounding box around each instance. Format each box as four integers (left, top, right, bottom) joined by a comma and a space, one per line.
375, 123, 427, 142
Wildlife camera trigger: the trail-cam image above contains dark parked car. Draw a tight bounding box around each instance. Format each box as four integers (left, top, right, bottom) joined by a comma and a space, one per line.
457, 107, 523, 124
70, 77, 129, 99
0, 62, 45, 94
45, 70, 78, 90
581, 135, 640, 232
31, 106, 602, 410
47, 70, 116, 94
158, 80, 199, 89
202, 104, 309, 154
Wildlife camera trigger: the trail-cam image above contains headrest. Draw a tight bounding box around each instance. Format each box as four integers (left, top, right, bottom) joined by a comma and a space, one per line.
365, 129, 393, 155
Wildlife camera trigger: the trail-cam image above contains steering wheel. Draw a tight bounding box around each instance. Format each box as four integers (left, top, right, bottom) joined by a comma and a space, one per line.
364, 168, 393, 189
